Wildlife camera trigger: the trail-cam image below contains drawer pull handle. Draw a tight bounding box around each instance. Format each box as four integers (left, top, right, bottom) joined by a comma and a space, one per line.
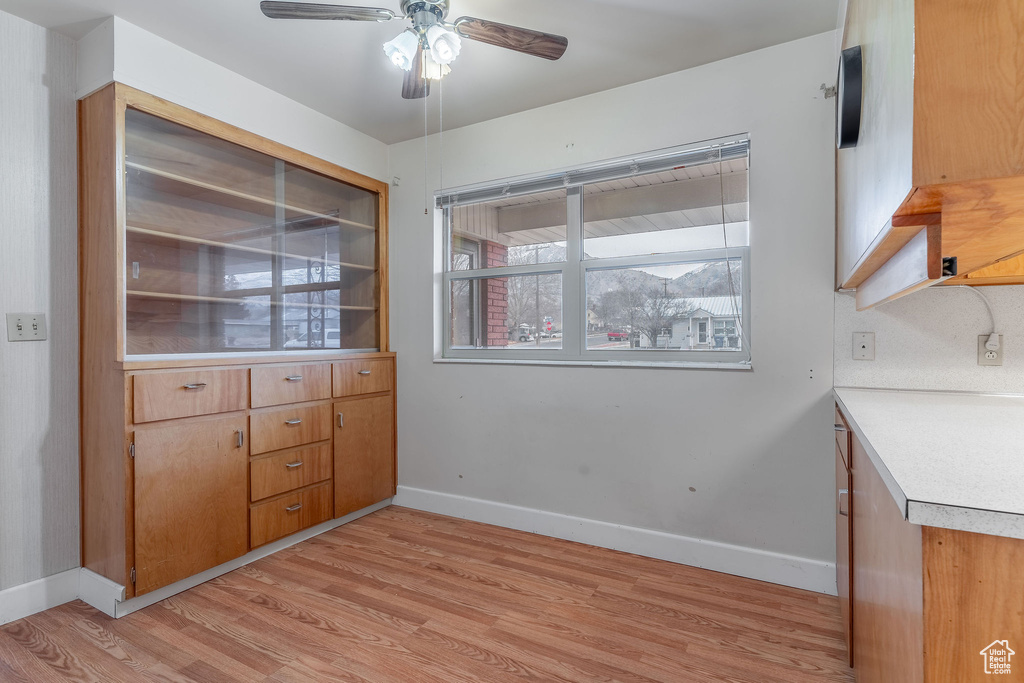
834, 423, 847, 432
284, 419, 303, 426
285, 461, 303, 469
285, 375, 303, 382
285, 503, 302, 512
358, 370, 372, 375
182, 383, 207, 390
236, 430, 244, 448
838, 489, 849, 517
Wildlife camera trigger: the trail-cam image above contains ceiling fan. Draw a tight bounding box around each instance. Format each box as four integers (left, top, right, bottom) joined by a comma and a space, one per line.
259, 1, 569, 100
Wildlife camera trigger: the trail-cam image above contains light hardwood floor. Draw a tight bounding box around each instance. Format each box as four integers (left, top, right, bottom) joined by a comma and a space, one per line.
0, 507, 854, 682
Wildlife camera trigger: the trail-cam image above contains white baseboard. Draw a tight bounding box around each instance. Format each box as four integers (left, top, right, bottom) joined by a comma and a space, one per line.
0, 568, 80, 626
394, 486, 837, 596
3, 499, 393, 624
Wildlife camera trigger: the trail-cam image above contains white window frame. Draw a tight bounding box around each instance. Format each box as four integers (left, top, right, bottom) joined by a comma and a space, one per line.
437, 136, 751, 368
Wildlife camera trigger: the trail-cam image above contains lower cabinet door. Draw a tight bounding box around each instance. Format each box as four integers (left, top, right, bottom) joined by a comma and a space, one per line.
836, 441, 854, 666
134, 415, 248, 595
250, 481, 332, 548
334, 396, 395, 517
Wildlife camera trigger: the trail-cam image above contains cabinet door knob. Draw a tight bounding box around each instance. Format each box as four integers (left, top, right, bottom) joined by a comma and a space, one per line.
284, 419, 303, 426
285, 375, 303, 382
183, 383, 207, 390
285, 503, 302, 512
838, 488, 849, 516
358, 370, 372, 375
834, 423, 847, 432
285, 461, 303, 469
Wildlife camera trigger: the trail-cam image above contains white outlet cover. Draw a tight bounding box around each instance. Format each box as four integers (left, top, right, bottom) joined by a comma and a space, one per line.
853, 332, 875, 361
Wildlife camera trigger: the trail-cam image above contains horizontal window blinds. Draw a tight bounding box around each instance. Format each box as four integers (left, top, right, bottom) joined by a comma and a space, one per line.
436, 136, 749, 209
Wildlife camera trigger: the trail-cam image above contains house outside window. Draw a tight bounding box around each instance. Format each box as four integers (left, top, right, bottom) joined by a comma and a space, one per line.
439, 136, 750, 367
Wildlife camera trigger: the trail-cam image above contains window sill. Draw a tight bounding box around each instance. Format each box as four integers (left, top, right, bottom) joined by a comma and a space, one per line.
433, 357, 753, 371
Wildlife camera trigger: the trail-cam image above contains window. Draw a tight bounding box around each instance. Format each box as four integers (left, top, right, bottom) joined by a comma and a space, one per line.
439, 136, 750, 366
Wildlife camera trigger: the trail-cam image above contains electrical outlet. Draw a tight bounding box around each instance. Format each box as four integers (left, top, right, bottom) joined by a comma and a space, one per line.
978, 335, 1004, 366
853, 332, 875, 361
6, 313, 47, 341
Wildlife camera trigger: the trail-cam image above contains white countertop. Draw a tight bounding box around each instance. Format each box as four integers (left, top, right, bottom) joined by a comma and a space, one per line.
834, 387, 1024, 540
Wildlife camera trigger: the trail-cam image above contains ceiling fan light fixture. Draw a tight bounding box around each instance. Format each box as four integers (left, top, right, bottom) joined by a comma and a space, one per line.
422, 51, 452, 80
425, 24, 461, 65
383, 29, 420, 71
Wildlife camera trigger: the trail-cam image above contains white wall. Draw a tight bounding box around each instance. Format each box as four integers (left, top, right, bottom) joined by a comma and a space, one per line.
0, 10, 79, 591
835, 286, 1024, 392
389, 33, 839, 587
78, 17, 390, 183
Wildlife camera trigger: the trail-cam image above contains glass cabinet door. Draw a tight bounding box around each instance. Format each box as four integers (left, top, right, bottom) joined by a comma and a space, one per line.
124, 108, 380, 356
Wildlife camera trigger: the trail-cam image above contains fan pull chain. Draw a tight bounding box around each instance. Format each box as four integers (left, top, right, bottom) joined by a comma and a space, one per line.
439, 74, 444, 194
424, 78, 429, 215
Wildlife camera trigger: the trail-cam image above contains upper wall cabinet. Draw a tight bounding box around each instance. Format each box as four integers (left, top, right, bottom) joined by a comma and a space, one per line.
82, 83, 389, 360
837, 0, 1024, 309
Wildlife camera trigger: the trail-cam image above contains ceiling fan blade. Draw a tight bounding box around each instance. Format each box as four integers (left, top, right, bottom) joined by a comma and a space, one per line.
259, 1, 396, 21
453, 16, 568, 61
402, 46, 430, 100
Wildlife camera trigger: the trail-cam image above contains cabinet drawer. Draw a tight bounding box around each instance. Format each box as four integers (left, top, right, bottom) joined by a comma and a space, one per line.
333, 359, 393, 397
134, 369, 248, 423
251, 363, 331, 408
250, 482, 331, 548
251, 443, 332, 502
250, 403, 331, 455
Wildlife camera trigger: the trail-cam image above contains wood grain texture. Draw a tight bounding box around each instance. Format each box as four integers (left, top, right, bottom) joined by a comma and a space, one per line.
134, 414, 249, 595
332, 358, 394, 397
0, 507, 854, 682
251, 363, 331, 409
913, 0, 1024, 186
250, 402, 332, 455
835, 428, 853, 667
922, 527, 1024, 682
850, 428, 924, 683
250, 481, 332, 548
946, 252, 1024, 285
836, 0, 916, 286
334, 397, 395, 518
250, 442, 332, 502
79, 85, 135, 589
132, 368, 249, 423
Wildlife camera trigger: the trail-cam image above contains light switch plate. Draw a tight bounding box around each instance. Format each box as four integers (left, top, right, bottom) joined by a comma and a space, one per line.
6, 313, 47, 341
853, 332, 875, 361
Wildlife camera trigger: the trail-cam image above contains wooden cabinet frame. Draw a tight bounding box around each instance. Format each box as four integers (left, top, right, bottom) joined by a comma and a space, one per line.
79, 82, 393, 599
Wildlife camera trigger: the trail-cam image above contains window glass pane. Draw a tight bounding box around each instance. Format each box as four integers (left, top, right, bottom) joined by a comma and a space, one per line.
449, 190, 567, 271
450, 274, 562, 350
585, 259, 743, 351
583, 158, 748, 260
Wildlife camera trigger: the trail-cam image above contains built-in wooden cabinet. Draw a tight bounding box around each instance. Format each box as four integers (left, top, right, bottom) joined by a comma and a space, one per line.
834, 407, 853, 668
838, 0, 1024, 308
835, 402, 1024, 681
79, 82, 396, 602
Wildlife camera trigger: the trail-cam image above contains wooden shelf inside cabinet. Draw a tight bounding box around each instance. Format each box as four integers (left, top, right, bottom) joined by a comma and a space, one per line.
126, 290, 378, 312
126, 162, 377, 231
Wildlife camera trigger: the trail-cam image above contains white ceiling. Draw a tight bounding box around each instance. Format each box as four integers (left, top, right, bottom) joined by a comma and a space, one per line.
0, 0, 840, 144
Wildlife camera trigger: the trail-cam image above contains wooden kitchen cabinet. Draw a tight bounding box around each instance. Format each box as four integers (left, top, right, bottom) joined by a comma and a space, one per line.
79, 81, 396, 602
834, 408, 853, 667
837, 0, 1024, 308
133, 414, 249, 595
334, 391, 395, 517
837, 402, 1024, 681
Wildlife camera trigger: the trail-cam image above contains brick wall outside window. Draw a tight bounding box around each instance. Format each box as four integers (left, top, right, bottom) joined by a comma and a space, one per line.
481, 241, 508, 347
